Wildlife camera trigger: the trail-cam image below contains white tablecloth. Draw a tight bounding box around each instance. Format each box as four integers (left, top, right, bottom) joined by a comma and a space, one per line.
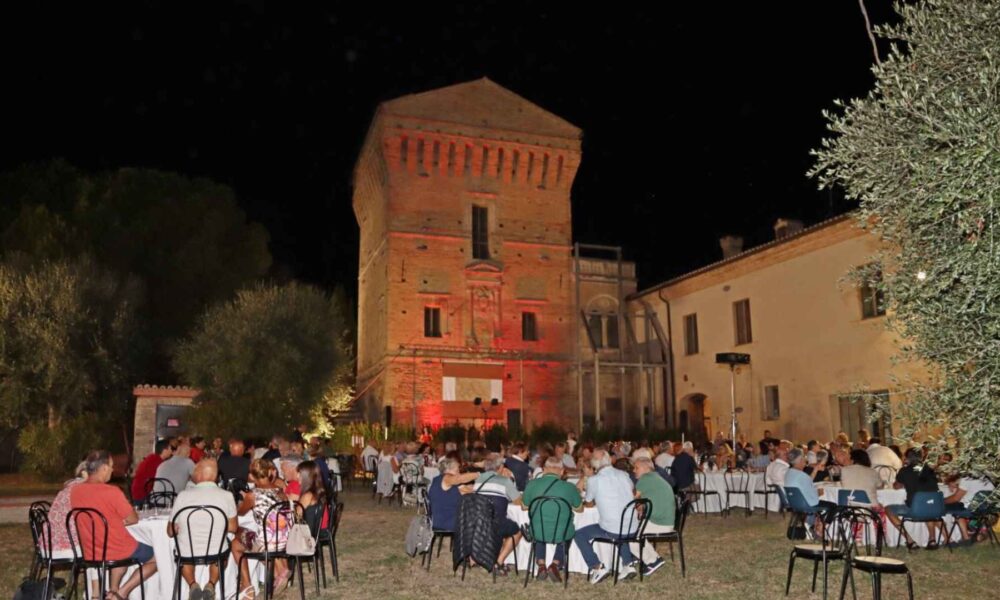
127, 513, 259, 600
816, 478, 994, 548
691, 471, 781, 513
505, 505, 620, 574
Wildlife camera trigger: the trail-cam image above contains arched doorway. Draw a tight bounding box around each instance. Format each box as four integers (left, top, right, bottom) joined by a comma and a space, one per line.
680, 393, 709, 444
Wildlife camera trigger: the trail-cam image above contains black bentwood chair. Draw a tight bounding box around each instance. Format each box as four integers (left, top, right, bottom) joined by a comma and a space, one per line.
170, 506, 231, 600
723, 468, 752, 517
687, 471, 722, 516
421, 496, 453, 573
755, 477, 785, 519
838, 506, 914, 600
28, 505, 75, 600
590, 498, 651, 586
521, 496, 574, 588
316, 499, 344, 584
238, 502, 294, 600
638, 494, 691, 579
66, 508, 147, 600
785, 506, 847, 600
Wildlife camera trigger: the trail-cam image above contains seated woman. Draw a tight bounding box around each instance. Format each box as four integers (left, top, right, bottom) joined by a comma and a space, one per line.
231, 459, 290, 600
296, 460, 329, 533
838, 449, 881, 507
943, 474, 975, 546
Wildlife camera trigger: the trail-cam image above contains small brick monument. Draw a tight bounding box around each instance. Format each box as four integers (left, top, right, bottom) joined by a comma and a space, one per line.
132, 385, 199, 467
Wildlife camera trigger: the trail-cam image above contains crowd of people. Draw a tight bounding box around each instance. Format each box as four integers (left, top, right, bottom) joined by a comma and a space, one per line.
43, 431, 341, 600
363, 425, 993, 584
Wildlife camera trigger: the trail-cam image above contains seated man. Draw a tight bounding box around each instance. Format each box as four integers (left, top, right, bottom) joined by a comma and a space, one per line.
168, 459, 238, 600
573, 449, 640, 584
766, 443, 791, 489
522, 456, 582, 582
217, 439, 251, 483
747, 441, 771, 472
631, 457, 674, 577
474, 454, 523, 574
156, 442, 196, 494
653, 441, 674, 470
131, 439, 173, 507
669, 442, 697, 491
885, 448, 940, 548
784, 448, 837, 536
553, 442, 577, 471
72, 450, 157, 600
504, 442, 532, 492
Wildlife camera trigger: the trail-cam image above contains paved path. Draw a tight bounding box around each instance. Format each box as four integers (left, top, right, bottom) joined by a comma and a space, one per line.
0, 495, 53, 524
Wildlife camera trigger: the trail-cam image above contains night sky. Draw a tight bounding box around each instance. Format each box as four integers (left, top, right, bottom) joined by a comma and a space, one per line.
0, 1, 897, 294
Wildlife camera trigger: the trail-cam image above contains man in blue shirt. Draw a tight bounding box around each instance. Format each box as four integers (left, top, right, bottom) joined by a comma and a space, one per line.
784, 448, 837, 536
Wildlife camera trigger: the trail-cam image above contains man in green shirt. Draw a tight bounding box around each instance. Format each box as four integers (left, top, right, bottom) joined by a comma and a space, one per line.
522, 456, 582, 582
633, 457, 674, 576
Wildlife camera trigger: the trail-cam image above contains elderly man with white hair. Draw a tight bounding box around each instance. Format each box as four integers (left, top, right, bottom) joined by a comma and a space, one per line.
474, 453, 523, 575
573, 448, 640, 584
630, 457, 674, 577
654, 441, 675, 470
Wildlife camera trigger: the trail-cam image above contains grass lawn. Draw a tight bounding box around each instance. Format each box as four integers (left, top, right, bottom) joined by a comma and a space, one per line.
4, 488, 997, 599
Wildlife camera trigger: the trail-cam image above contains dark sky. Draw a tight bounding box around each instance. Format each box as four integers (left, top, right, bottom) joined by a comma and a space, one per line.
0, 1, 897, 293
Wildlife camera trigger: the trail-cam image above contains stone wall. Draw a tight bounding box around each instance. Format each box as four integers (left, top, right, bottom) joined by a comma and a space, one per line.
132, 385, 199, 466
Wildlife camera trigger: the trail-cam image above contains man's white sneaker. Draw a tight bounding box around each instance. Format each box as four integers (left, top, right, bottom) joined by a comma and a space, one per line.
589, 566, 611, 584
616, 565, 637, 582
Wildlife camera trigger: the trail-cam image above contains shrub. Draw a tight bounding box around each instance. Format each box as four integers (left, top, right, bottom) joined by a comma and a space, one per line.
18, 414, 105, 480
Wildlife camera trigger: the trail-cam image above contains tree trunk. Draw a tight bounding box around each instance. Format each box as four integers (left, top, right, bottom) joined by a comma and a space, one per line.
47, 403, 61, 429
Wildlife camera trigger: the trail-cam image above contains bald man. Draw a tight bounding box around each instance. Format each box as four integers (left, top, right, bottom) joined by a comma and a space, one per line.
168, 459, 238, 600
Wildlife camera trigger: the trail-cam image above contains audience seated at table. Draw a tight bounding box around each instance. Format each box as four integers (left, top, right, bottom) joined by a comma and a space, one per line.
231, 458, 290, 600
168, 458, 237, 600
47, 461, 89, 560
573, 448, 639, 584
473, 454, 523, 574
427, 458, 478, 533
630, 457, 672, 577
521, 456, 582, 582
886, 448, 941, 549
747, 442, 770, 472
670, 442, 697, 492
765, 442, 791, 489
783, 448, 837, 537
653, 441, 674, 470
837, 448, 882, 507
156, 441, 196, 494
132, 439, 174, 506
217, 439, 251, 484
72, 450, 158, 600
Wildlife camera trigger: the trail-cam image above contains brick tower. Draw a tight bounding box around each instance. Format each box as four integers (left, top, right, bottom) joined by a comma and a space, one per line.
352, 78, 583, 430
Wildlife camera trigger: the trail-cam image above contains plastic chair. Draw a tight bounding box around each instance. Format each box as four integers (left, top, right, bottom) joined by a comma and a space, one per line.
170, 506, 231, 600
66, 508, 148, 600
837, 489, 873, 506
521, 496, 574, 588
590, 498, 651, 586
897, 491, 948, 552
639, 494, 691, 578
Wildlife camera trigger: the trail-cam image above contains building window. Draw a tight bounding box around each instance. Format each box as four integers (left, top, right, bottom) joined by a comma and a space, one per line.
733, 298, 752, 345
587, 314, 604, 348
763, 385, 780, 420
860, 269, 886, 319
683, 313, 699, 355
521, 312, 538, 341
472, 205, 489, 259
838, 390, 892, 439
605, 315, 619, 349
423, 307, 441, 338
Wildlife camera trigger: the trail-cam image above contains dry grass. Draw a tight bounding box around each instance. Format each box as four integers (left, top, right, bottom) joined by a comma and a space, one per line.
3, 488, 998, 599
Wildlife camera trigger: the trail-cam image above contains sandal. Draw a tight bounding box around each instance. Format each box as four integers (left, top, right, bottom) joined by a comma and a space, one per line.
105, 591, 126, 600
237, 586, 255, 600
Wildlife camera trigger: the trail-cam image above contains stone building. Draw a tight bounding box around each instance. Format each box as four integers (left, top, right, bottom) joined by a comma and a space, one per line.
352, 79, 667, 431
628, 215, 924, 443
132, 385, 199, 465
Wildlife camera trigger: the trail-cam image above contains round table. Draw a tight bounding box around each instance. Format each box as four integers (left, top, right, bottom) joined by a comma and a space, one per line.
505, 505, 622, 574
127, 513, 259, 600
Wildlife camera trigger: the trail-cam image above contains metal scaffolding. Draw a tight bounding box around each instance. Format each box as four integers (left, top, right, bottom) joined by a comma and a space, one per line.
573, 243, 671, 432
